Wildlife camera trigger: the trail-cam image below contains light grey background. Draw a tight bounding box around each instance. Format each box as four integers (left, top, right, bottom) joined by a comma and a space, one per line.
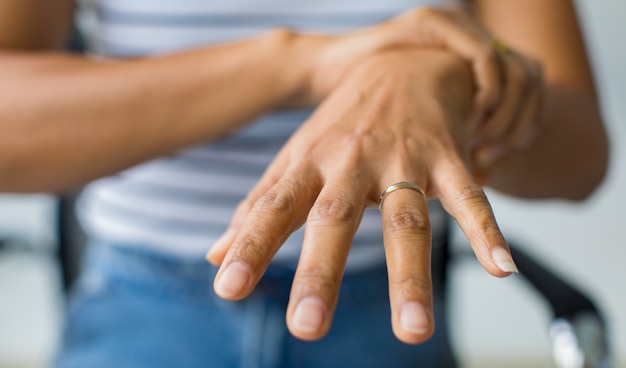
0, 0, 624, 366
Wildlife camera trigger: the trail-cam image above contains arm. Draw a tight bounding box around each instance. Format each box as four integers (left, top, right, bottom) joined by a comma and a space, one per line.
0, 35, 309, 193
472, 0, 608, 200
0, 2, 311, 192
2, 1, 580, 195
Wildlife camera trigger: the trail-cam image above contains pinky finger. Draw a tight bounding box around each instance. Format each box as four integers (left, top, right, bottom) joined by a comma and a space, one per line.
434, 159, 518, 277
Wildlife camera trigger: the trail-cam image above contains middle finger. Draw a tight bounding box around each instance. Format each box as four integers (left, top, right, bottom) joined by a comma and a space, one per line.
286, 175, 368, 340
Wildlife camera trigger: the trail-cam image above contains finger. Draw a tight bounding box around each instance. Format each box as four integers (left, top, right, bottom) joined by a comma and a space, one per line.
213, 168, 321, 300
206, 151, 291, 264
505, 61, 545, 150
477, 54, 529, 142
206, 199, 252, 265
415, 8, 502, 117
471, 45, 504, 121
286, 177, 367, 340
472, 55, 529, 168
379, 182, 434, 344
473, 56, 540, 167
433, 157, 518, 277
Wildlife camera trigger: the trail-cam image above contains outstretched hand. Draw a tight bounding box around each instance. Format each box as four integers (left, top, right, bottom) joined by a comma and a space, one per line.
207, 50, 518, 344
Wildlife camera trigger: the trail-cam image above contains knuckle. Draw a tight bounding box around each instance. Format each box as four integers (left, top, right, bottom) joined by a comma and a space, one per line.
386, 205, 430, 233
309, 198, 358, 224
293, 266, 340, 294
255, 187, 297, 214
231, 236, 270, 265
481, 222, 503, 238
390, 273, 432, 294
454, 184, 488, 207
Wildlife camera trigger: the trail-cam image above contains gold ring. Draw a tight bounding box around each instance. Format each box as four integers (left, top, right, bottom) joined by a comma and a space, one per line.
378, 182, 425, 212
492, 38, 509, 54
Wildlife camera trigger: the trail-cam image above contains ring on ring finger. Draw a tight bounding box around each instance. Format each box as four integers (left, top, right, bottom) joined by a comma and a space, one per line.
379, 182, 426, 212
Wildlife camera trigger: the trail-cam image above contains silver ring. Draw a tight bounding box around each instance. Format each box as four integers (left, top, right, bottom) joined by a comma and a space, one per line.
378, 182, 425, 212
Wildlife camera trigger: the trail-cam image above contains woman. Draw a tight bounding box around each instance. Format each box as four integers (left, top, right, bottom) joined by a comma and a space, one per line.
0, 0, 606, 367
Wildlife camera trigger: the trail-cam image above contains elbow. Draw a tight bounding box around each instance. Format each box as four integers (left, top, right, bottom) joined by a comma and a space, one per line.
567, 167, 607, 202
555, 85, 610, 202
570, 155, 609, 203
565, 118, 610, 202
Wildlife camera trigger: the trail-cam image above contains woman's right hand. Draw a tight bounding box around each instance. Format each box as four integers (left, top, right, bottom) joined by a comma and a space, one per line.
300, 6, 545, 172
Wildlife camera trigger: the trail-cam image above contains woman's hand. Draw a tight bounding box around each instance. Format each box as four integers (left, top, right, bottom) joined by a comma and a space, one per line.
304, 6, 545, 174
207, 49, 518, 344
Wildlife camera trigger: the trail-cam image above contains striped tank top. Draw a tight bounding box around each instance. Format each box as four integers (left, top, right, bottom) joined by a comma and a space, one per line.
76, 0, 453, 270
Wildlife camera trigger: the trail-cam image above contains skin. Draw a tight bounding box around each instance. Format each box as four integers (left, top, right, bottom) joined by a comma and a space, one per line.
0, 0, 607, 345
211, 50, 505, 344
209, 0, 608, 344
0, 4, 563, 193
471, 0, 607, 198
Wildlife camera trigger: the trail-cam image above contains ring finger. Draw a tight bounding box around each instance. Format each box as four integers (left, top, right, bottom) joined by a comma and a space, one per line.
379, 181, 434, 344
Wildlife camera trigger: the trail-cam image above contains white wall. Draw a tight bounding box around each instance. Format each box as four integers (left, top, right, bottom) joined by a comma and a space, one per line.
0, 0, 624, 367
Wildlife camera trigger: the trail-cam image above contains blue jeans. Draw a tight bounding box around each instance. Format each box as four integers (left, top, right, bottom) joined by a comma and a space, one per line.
54, 243, 457, 368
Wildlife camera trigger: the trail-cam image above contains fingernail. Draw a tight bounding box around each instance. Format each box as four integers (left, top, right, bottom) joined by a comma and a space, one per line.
400, 302, 430, 335
293, 297, 326, 333
216, 261, 250, 298
492, 247, 519, 273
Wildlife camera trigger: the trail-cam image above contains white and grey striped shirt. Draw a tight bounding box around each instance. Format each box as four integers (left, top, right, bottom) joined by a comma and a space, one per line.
76, 0, 452, 269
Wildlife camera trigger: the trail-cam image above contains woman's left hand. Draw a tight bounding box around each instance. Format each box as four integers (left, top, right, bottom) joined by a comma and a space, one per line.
207, 49, 518, 344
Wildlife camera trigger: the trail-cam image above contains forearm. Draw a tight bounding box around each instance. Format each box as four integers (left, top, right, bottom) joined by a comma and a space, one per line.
0, 30, 309, 192
469, 0, 608, 200
483, 86, 608, 200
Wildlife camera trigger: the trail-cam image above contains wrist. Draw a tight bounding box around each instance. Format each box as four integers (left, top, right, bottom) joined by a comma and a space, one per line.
261, 28, 329, 107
